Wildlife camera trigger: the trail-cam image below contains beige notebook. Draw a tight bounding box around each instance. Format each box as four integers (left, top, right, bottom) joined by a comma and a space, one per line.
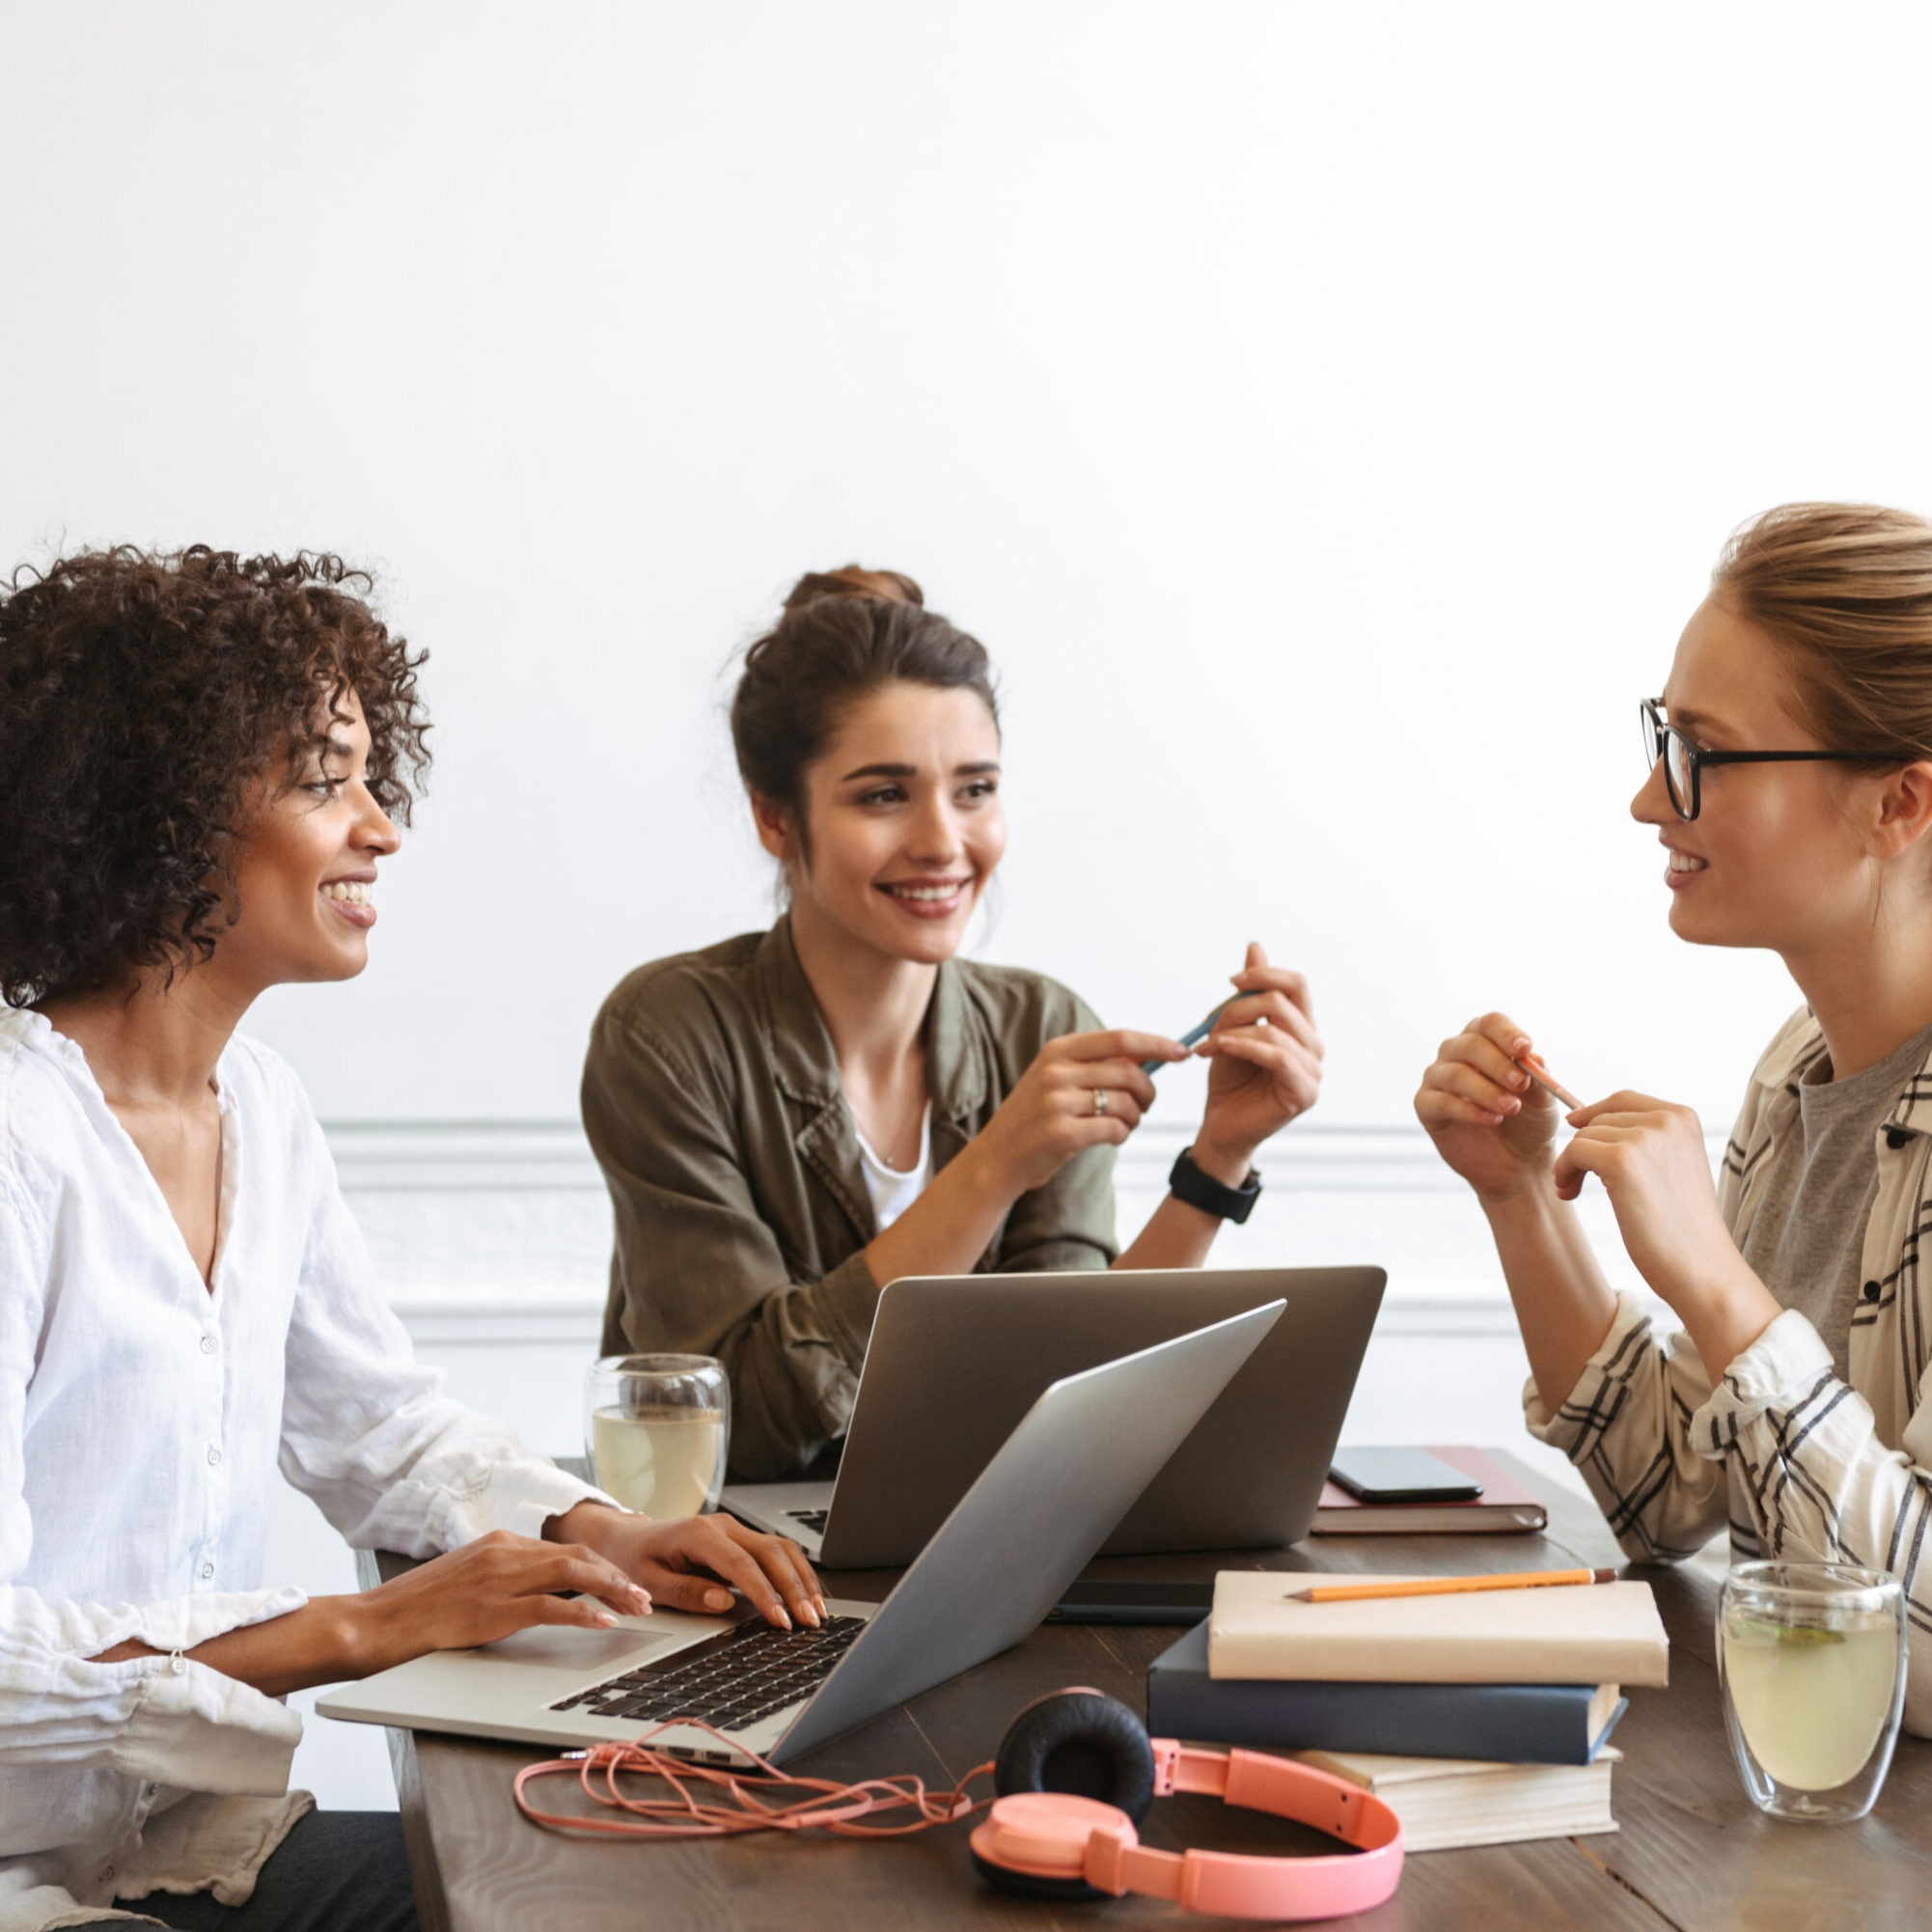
1208, 1573, 1670, 1686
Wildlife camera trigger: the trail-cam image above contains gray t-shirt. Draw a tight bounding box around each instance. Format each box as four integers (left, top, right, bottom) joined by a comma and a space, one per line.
1737, 1018, 1932, 1379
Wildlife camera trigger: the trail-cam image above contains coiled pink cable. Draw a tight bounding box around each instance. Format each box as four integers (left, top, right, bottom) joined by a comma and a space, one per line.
513, 1722, 997, 1840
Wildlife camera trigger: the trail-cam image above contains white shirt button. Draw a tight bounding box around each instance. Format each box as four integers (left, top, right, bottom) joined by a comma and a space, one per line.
199, 1560, 215, 1580
200, 1335, 217, 1355
206, 1446, 221, 1466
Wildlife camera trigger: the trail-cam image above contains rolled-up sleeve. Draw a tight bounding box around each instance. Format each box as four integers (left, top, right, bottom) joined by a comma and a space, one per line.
1691, 1309, 1932, 1736
583, 1007, 869, 1480
1525, 1291, 1729, 1562
0, 1586, 306, 1800
277, 1126, 609, 1553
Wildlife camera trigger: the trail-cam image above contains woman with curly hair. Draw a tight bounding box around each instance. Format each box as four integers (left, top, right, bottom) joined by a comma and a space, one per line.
0, 548, 819, 1932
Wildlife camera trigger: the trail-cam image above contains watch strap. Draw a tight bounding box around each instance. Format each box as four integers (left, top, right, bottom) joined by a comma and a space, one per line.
1168, 1146, 1261, 1225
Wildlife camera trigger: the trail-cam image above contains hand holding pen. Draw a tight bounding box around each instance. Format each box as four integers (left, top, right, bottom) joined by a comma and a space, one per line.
1145, 944, 1324, 1166
1412, 1010, 1577, 1204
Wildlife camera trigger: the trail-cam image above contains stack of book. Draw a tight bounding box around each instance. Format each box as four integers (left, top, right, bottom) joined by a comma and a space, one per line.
1146, 1571, 1670, 1853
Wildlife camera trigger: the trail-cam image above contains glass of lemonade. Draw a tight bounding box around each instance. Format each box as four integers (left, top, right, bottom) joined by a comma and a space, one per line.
1717, 1560, 1907, 1822
584, 1355, 731, 1521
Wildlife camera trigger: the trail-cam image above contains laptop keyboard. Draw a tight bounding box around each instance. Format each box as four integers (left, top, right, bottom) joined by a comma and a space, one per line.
549, 1614, 866, 1730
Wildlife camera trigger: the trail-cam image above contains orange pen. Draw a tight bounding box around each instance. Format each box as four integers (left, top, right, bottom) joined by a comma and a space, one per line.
1288, 1567, 1617, 1604
1514, 1049, 1582, 1111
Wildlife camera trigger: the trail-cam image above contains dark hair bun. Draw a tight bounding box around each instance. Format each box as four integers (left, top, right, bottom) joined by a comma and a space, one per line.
781, 566, 925, 616
731, 565, 997, 815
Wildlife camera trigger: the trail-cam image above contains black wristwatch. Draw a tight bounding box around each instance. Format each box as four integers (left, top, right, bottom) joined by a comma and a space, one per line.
1168, 1146, 1262, 1224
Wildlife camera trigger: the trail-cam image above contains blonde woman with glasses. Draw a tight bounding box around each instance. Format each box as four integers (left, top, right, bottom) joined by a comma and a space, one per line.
1416, 503, 1932, 1734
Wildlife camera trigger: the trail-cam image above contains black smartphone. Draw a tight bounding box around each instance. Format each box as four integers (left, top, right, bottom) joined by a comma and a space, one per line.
1046, 1579, 1216, 1625
1328, 1447, 1483, 1504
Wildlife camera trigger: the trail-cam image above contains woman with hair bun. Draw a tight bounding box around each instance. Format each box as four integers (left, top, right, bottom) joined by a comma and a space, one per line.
0, 547, 817, 1932
584, 566, 1321, 1480
1416, 503, 1932, 1733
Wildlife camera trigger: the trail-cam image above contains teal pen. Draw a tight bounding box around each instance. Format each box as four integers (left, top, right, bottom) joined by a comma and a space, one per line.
1143, 1000, 1233, 1076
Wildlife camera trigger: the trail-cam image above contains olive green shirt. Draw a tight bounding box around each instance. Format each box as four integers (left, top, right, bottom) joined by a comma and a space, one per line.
583, 921, 1118, 1478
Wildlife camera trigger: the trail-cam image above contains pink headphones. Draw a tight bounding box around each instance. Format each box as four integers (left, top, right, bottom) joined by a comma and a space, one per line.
970, 1689, 1404, 1920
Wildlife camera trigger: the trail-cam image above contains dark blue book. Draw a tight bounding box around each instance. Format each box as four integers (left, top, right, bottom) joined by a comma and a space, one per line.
1145, 1621, 1627, 1766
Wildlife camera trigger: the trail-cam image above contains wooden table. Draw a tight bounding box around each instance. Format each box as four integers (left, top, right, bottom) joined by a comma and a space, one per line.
353, 1457, 1927, 1931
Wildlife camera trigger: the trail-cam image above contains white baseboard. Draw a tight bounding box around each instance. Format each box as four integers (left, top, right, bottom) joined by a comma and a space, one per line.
325, 1118, 1680, 1343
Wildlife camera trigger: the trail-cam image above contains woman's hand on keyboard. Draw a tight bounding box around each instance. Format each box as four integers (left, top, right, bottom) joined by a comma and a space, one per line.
345, 1531, 655, 1678
93, 1531, 655, 1694
547, 1502, 825, 1631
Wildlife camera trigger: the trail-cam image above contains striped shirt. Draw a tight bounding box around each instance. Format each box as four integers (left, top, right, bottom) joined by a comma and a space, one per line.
1527, 1005, 1932, 1735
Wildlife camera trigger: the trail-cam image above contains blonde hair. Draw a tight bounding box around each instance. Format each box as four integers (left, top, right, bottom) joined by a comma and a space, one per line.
1714, 503, 1932, 760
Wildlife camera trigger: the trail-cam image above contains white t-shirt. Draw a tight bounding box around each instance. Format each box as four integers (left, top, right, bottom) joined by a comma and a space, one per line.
852, 1106, 933, 1231
0, 1009, 604, 1930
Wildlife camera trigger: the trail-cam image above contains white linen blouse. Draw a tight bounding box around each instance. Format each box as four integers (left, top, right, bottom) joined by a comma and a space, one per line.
0, 1009, 603, 1929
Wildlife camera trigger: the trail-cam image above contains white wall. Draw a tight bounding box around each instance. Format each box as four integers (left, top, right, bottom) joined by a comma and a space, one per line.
6, 0, 1921, 1808
10, 2, 1931, 1127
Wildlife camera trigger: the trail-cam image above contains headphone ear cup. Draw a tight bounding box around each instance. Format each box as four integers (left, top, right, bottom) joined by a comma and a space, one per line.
968, 1841, 1108, 1903
993, 1691, 1157, 1825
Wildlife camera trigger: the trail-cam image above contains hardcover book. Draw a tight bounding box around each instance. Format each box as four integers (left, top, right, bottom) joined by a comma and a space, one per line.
1146, 1620, 1625, 1764
1207, 1571, 1670, 1687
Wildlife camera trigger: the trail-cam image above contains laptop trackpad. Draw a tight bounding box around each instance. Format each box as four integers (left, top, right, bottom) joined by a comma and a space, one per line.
480, 1615, 722, 1670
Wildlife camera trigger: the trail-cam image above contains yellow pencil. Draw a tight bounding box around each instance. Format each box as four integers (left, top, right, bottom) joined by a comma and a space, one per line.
1289, 1567, 1617, 1604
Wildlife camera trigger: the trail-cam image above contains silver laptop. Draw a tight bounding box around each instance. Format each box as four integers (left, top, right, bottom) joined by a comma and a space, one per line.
724, 1266, 1383, 1568
317, 1300, 1281, 1769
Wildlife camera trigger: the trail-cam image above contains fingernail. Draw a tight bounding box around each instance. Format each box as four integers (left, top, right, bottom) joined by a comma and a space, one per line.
772, 1604, 793, 1630
814, 1596, 827, 1617
595, 1612, 618, 1626
704, 1587, 732, 1611
1511, 1037, 1531, 1053
1509, 1071, 1530, 1090
798, 1600, 821, 1627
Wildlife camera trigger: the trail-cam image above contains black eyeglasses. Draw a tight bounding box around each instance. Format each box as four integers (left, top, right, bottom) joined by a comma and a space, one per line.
1640, 698, 1895, 822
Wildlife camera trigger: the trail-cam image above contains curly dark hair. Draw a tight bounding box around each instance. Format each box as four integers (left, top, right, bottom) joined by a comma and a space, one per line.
0, 545, 430, 1005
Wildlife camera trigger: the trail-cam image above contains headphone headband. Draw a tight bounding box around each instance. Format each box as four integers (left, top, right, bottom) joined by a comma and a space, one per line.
972, 1694, 1405, 1920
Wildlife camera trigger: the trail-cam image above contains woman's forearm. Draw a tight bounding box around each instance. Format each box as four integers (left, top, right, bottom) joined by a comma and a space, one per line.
1482, 1183, 1621, 1408
860, 1145, 1018, 1286
1115, 1194, 1221, 1269
864, 1120, 1257, 1283
1113, 1136, 1256, 1270
92, 1595, 373, 1698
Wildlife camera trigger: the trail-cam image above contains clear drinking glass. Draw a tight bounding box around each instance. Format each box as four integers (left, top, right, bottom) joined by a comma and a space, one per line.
1717, 1560, 1907, 1822
583, 1354, 731, 1520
